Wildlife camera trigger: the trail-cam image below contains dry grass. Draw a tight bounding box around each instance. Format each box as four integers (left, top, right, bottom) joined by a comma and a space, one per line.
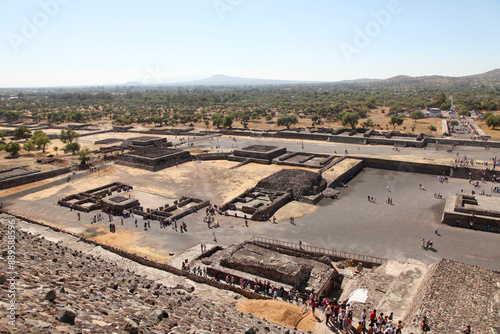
237, 299, 318, 332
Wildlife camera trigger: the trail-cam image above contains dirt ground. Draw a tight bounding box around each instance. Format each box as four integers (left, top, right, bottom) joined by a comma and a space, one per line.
237, 299, 318, 332
81, 224, 172, 262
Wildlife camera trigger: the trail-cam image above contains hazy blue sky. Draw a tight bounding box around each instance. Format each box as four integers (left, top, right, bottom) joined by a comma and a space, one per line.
1, 0, 499, 87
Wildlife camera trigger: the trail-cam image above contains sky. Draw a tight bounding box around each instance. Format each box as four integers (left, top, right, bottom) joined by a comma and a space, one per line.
0, 0, 499, 88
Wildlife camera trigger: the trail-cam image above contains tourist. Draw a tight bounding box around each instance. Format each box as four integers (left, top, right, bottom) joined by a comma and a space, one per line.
370, 309, 377, 324
325, 304, 332, 324
420, 316, 430, 332
357, 321, 363, 334
396, 320, 404, 333
339, 310, 345, 329
463, 325, 471, 334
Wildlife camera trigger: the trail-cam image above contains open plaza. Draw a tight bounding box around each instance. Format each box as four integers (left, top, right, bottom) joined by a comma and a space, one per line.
1, 128, 500, 333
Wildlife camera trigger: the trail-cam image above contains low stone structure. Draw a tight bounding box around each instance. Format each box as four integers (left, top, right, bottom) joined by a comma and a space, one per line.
274, 152, 336, 169
58, 182, 132, 212
0, 166, 38, 181
441, 192, 500, 232
221, 187, 291, 221
116, 147, 191, 171
0, 166, 71, 190
221, 169, 328, 220
59, 182, 209, 221
101, 195, 139, 212
197, 242, 339, 295
256, 169, 327, 199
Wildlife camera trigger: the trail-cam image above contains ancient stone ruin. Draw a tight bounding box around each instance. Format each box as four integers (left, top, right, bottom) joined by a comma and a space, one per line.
196, 241, 341, 296
116, 147, 191, 171
221, 169, 328, 220
58, 182, 209, 221
441, 192, 500, 232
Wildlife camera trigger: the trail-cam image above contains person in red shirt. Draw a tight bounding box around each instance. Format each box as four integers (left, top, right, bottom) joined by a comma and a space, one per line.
370, 309, 377, 324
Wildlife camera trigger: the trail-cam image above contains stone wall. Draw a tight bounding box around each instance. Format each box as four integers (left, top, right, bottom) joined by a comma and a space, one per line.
432, 137, 500, 148
360, 157, 450, 176
328, 159, 364, 188
220, 257, 312, 288
116, 149, 191, 171
252, 192, 292, 221
0, 167, 71, 190
233, 147, 286, 160
195, 152, 231, 160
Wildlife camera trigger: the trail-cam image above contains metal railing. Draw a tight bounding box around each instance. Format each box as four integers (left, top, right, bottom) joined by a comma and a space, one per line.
249, 236, 387, 265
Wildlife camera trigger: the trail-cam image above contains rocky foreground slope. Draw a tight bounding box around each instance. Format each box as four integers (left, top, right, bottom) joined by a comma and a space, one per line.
0, 216, 305, 334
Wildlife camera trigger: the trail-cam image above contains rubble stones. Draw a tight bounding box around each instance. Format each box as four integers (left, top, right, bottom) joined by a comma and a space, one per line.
44, 289, 57, 302
0, 217, 306, 334
256, 169, 327, 197
56, 308, 76, 325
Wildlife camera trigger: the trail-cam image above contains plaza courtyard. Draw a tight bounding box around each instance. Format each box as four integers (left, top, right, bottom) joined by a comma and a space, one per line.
2, 135, 499, 271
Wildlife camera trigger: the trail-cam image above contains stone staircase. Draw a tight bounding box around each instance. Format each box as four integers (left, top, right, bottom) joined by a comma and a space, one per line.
338, 258, 432, 327
375, 259, 432, 321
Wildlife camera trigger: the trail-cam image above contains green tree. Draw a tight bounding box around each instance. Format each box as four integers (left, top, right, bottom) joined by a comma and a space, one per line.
14, 125, 31, 140
410, 110, 424, 123
435, 92, 446, 107
341, 111, 359, 129
222, 115, 234, 128
362, 119, 374, 128
311, 114, 320, 126
53, 146, 59, 155
428, 125, 437, 134
389, 104, 404, 115
64, 142, 80, 154
449, 120, 459, 131
78, 149, 91, 165
212, 113, 223, 128
389, 115, 405, 130
204, 119, 210, 130
5, 142, 21, 156
31, 130, 51, 152
0, 130, 5, 140
265, 114, 273, 123
485, 114, 500, 129
276, 114, 298, 129
59, 129, 80, 143
23, 140, 36, 152
149, 115, 163, 127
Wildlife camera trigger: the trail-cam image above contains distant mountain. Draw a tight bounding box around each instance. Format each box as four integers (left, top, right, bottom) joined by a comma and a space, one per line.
155, 69, 500, 88
160, 74, 321, 86
379, 69, 500, 87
